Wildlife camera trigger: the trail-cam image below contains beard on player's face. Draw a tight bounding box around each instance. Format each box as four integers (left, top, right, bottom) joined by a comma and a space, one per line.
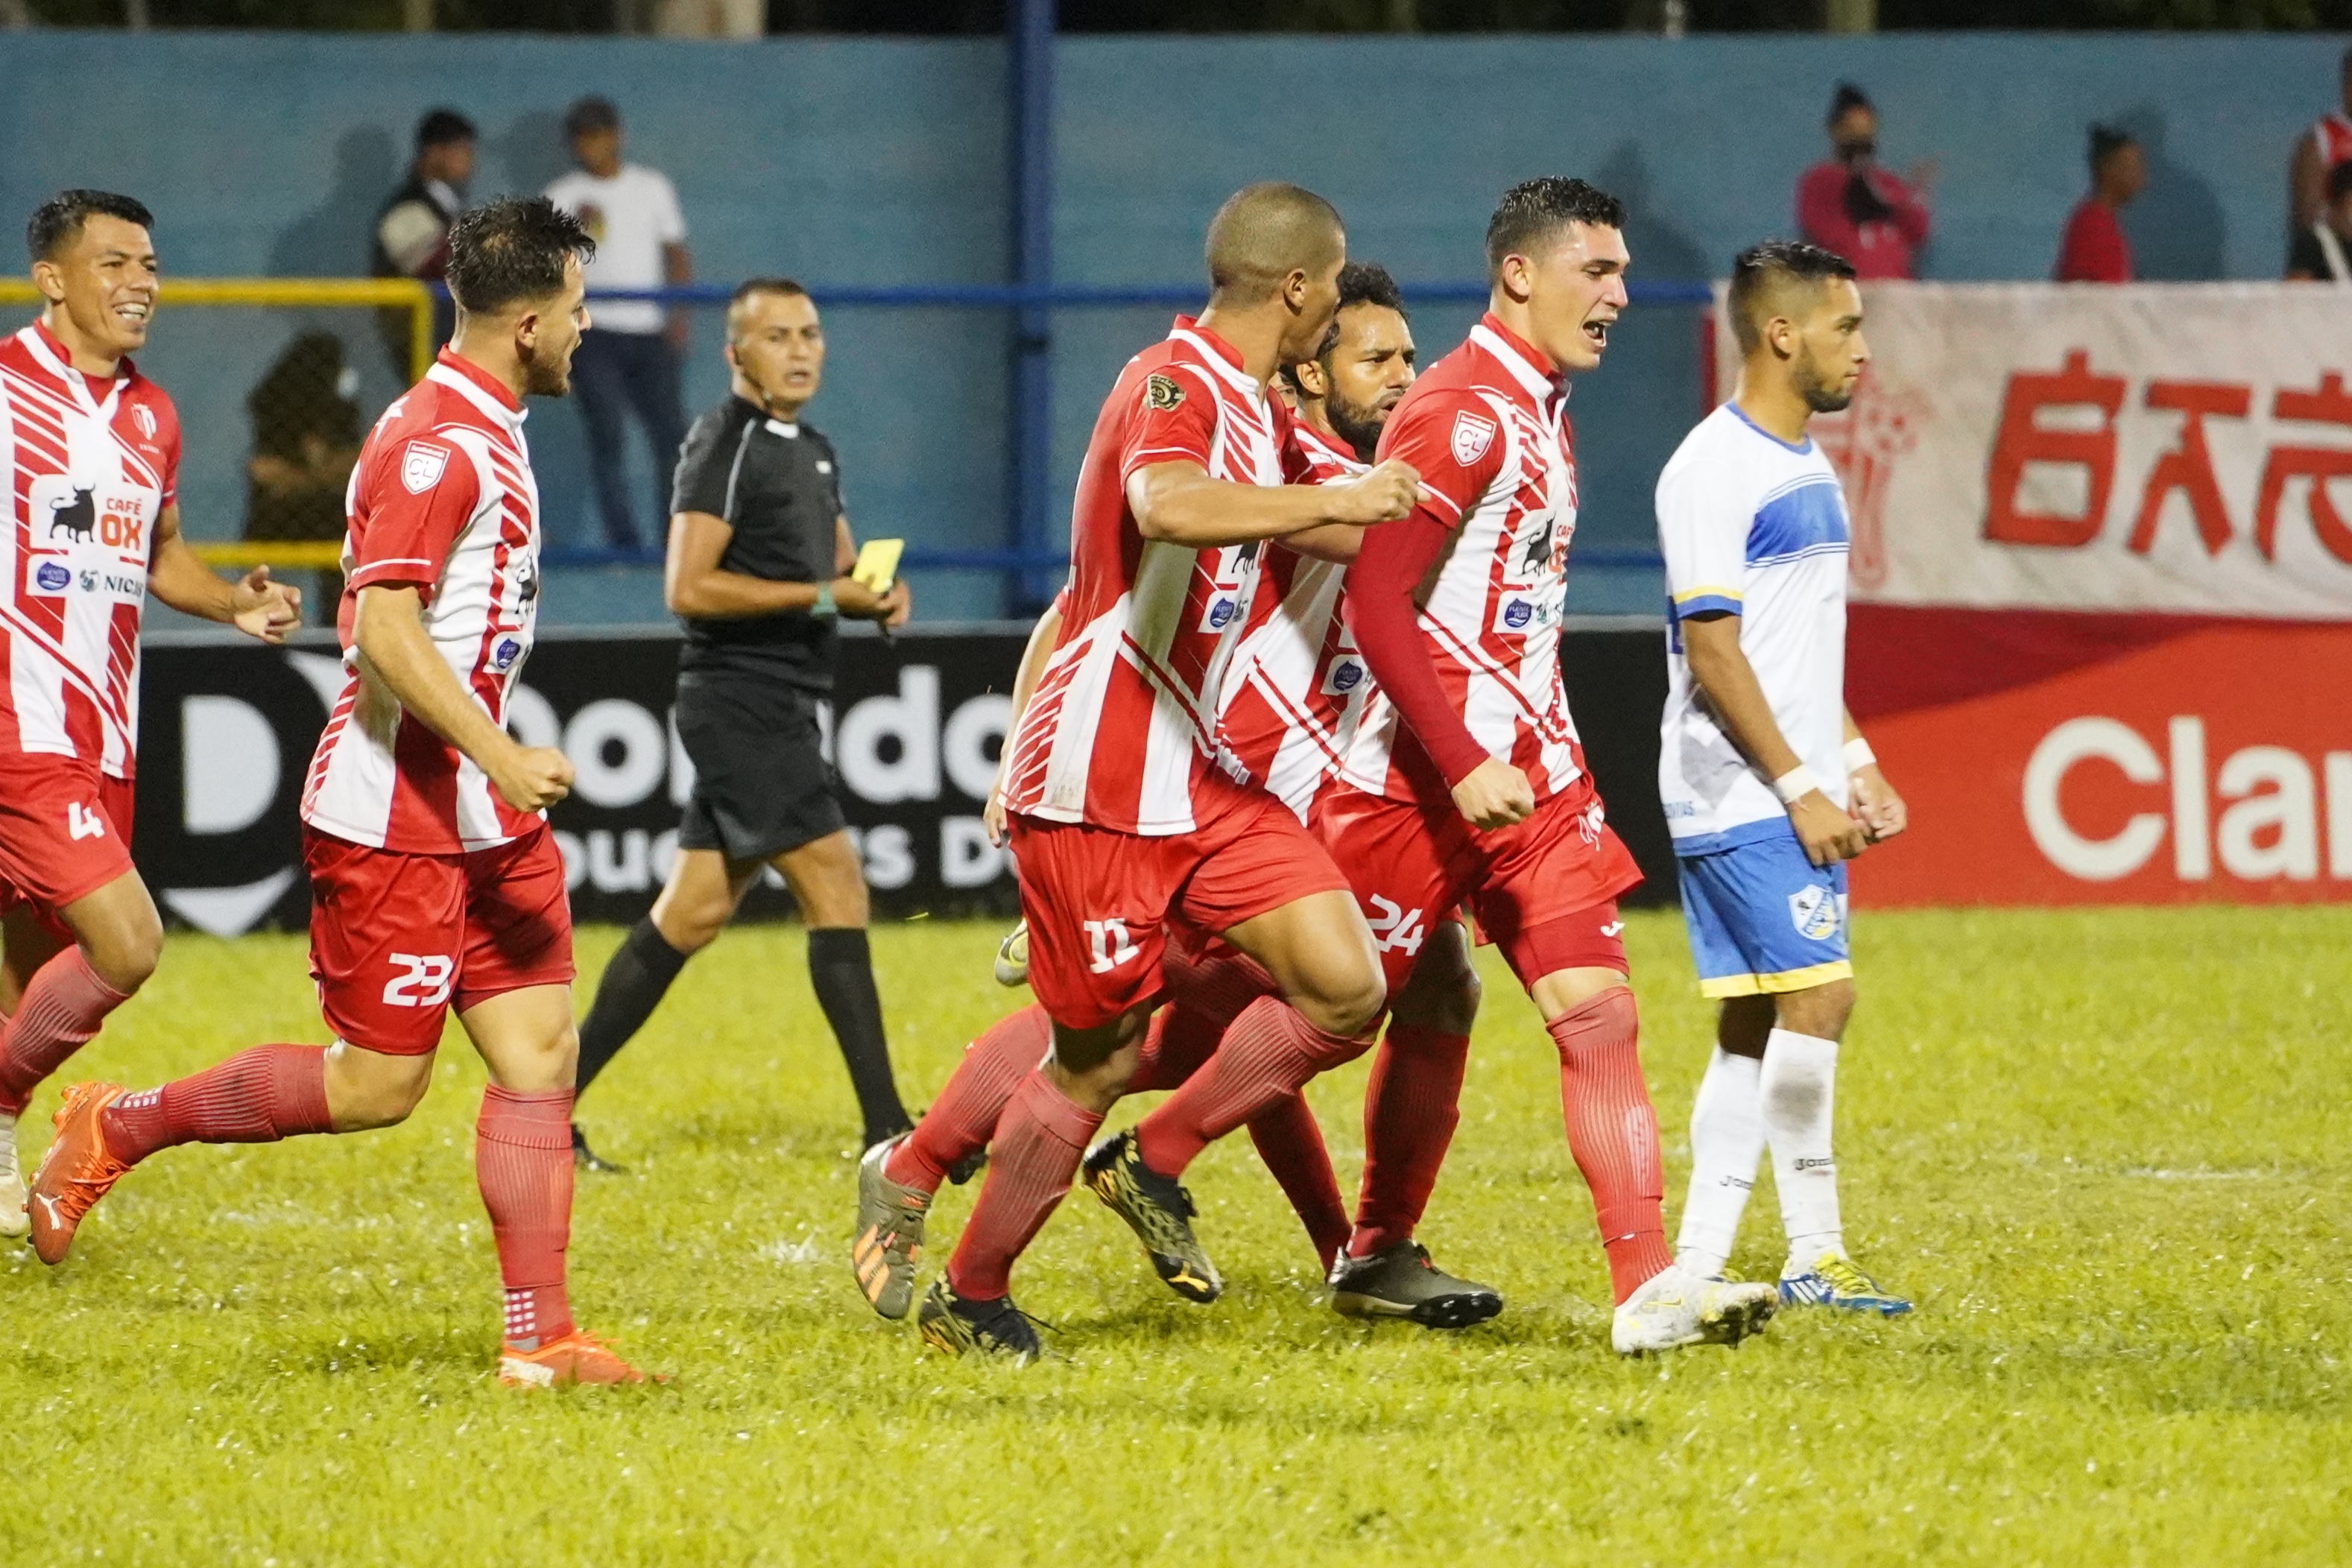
519, 333, 574, 396
1324, 383, 1388, 458
1795, 345, 1856, 413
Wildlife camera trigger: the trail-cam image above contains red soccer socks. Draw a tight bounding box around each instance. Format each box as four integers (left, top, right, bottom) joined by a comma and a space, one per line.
1133, 995, 1369, 1180
1245, 1093, 1350, 1274
100, 1043, 332, 1165
944, 1069, 1102, 1300
476, 1086, 577, 1350
1547, 988, 1672, 1304
1347, 1021, 1472, 1260
0, 949, 129, 1118
885, 1005, 1051, 1195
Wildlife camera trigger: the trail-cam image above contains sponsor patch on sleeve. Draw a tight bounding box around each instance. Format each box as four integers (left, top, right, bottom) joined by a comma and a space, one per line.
400, 440, 452, 495
1145, 373, 1186, 412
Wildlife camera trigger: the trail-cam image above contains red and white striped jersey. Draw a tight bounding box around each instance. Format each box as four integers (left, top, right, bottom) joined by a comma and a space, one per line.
0, 323, 179, 780
1213, 420, 1371, 821
2314, 112, 2352, 171
1001, 318, 1296, 836
302, 351, 545, 854
1339, 315, 1589, 806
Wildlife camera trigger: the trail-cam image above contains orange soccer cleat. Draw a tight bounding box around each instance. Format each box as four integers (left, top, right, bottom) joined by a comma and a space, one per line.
496, 1330, 664, 1388
28, 1082, 132, 1265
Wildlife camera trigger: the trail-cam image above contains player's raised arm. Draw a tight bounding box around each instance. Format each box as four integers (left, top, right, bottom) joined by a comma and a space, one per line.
1127, 454, 1418, 546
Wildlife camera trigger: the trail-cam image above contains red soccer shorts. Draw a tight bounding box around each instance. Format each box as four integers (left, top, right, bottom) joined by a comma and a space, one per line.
1311, 781, 1644, 996
1010, 775, 1353, 1031
305, 823, 575, 1056
0, 751, 138, 927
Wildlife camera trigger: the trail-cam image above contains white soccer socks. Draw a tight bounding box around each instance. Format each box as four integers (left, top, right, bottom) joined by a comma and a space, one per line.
1675, 1047, 1765, 1278
1759, 1028, 1842, 1267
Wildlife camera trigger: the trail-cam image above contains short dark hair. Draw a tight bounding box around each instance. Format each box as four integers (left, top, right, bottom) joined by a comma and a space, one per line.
27, 190, 154, 265
1284, 262, 1407, 395
417, 109, 475, 151
1828, 81, 1874, 126
2088, 122, 2135, 176
444, 197, 595, 317
727, 276, 812, 338
564, 96, 620, 139
1727, 239, 1859, 355
1485, 178, 1625, 281
2328, 159, 2352, 203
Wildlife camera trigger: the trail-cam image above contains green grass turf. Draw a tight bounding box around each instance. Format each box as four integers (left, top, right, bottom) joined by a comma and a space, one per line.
1, 906, 2346, 1565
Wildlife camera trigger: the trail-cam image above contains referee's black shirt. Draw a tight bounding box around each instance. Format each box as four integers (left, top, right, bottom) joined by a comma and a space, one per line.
668, 394, 845, 695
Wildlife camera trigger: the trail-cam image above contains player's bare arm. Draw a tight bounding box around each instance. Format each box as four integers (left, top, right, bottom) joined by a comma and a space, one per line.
984, 597, 1063, 848
352, 584, 574, 812
145, 502, 303, 643
1128, 455, 1418, 548
1275, 522, 1367, 563
1843, 707, 1907, 843
663, 508, 905, 624
1681, 612, 1865, 867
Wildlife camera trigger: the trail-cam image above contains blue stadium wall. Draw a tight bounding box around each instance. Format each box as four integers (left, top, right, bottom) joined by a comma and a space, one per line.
3, 31, 2342, 621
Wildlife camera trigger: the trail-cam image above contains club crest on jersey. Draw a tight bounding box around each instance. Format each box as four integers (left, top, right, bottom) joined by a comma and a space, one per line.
130, 403, 157, 440
1789, 885, 1841, 942
1450, 411, 1497, 467
1145, 373, 1185, 413
401, 440, 451, 494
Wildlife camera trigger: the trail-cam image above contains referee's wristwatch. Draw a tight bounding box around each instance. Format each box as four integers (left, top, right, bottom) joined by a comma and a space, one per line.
812, 580, 838, 618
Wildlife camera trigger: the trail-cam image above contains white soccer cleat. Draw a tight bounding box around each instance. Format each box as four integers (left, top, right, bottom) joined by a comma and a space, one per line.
0, 1116, 27, 1240
992, 922, 1030, 988
1610, 1262, 1778, 1356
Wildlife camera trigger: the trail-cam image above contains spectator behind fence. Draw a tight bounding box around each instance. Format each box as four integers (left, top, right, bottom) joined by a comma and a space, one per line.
243, 329, 363, 622
545, 96, 692, 552
2288, 46, 2352, 237
1797, 83, 1933, 281
2055, 124, 2145, 283
2286, 160, 2352, 283
370, 109, 473, 379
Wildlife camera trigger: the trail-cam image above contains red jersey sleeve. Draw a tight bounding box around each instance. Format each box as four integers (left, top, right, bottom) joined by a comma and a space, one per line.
153, 393, 182, 508
1376, 388, 1505, 528
348, 433, 481, 598
1119, 362, 1220, 484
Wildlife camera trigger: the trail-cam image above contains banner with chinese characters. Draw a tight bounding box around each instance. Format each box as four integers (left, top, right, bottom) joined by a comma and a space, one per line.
1706, 283, 2352, 906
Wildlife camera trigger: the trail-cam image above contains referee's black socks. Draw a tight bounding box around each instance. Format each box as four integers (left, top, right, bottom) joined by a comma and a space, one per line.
575, 917, 691, 1098
808, 927, 914, 1148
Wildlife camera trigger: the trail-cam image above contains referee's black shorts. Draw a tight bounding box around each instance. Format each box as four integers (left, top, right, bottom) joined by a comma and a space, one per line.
672, 676, 846, 864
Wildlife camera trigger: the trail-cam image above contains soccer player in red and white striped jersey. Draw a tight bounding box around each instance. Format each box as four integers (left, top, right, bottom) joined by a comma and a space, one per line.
1332, 178, 1780, 1354
0, 191, 303, 1232
885, 186, 1425, 1356
34, 198, 655, 1387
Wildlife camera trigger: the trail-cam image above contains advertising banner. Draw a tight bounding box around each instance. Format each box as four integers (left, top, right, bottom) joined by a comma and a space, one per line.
1707, 285, 2352, 907
134, 625, 1686, 935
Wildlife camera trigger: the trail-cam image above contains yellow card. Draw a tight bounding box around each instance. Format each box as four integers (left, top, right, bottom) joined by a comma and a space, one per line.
852, 538, 904, 592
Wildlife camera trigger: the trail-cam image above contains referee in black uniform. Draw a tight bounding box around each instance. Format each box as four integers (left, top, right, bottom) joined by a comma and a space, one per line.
570, 277, 913, 1169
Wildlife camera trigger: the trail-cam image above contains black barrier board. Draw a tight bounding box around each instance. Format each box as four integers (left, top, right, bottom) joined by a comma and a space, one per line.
135, 624, 1674, 936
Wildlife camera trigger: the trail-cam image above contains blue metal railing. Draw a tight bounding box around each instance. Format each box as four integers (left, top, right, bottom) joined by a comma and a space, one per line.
543, 279, 1703, 579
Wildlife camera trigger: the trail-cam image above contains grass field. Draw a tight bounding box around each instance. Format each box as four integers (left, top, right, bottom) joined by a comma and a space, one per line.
2, 905, 2347, 1566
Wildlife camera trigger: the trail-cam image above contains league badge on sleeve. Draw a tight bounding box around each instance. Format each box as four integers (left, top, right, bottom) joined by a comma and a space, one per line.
400, 440, 452, 495
1450, 411, 1497, 467
1145, 373, 1185, 412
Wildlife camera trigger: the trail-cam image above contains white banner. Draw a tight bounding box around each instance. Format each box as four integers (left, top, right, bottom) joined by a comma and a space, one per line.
1711, 282, 2352, 619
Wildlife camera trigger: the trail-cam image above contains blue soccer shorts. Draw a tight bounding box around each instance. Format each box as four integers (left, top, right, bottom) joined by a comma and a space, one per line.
1675, 825, 1851, 999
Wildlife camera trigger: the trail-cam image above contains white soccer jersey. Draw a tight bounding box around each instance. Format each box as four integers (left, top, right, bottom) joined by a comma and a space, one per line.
1655, 402, 1851, 853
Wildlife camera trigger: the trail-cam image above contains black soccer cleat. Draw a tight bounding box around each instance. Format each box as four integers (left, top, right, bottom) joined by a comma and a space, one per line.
1328, 1242, 1504, 1330
1082, 1129, 1222, 1304
571, 1124, 626, 1175
916, 1281, 1041, 1362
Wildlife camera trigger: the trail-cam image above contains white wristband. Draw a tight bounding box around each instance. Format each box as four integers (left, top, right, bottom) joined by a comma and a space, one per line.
1772, 764, 1819, 806
1843, 737, 1877, 773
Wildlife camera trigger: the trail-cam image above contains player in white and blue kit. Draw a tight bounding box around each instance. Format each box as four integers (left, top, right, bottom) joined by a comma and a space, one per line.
1654, 241, 1912, 1316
